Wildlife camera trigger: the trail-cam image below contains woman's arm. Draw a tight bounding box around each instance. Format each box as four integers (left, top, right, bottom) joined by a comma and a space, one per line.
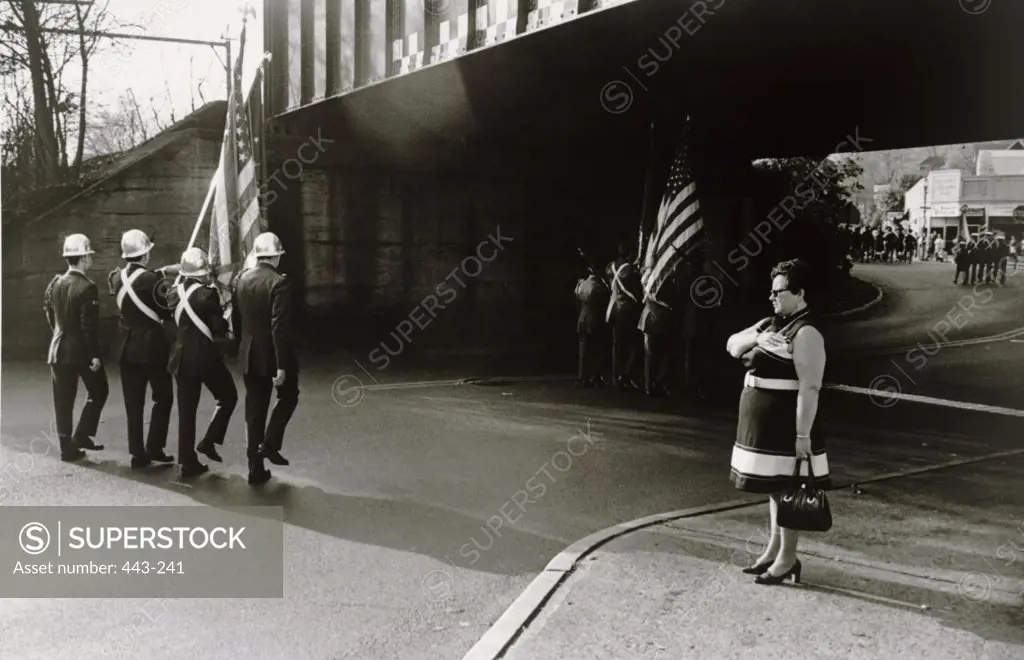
792, 326, 826, 447
726, 320, 765, 358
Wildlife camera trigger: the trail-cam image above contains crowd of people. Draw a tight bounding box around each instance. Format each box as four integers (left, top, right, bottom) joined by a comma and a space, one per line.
836, 223, 1019, 284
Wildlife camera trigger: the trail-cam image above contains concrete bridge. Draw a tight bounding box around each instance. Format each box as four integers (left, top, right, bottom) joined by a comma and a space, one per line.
258, 0, 1022, 356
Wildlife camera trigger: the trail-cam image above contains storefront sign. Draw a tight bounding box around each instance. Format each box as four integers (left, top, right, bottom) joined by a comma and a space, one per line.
930, 203, 961, 217
928, 170, 962, 204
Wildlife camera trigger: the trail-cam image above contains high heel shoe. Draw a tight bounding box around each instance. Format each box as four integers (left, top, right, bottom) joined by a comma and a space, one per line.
741, 559, 774, 575
754, 559, 801, 585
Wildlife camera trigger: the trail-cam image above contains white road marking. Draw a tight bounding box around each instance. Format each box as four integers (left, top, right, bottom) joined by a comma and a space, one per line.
851, 325, 1024, 357
826, 384, 1024, 417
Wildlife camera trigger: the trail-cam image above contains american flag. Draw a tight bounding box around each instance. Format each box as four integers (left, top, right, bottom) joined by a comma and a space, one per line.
207, 16, 268, 320
642, 117, 704, 301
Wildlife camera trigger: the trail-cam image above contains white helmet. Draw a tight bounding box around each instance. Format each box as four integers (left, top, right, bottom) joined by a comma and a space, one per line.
179, 247, 210, 277
62, 233, 95, 257
253, 232, 285, 257
121, 229, 154, 259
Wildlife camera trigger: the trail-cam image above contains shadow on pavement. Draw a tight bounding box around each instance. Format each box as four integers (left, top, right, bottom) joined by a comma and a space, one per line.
72, 456, 566, 577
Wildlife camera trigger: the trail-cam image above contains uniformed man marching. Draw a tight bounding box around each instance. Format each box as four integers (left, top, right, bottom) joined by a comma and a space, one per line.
605, 242, 642, 390
45, 234, 108, 461
166, 247, 238, 478
108, 230, 178, 468
232, 232, 298, 485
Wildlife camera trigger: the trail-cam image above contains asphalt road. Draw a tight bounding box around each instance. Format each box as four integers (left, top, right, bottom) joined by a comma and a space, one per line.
1, 261, 1022, 660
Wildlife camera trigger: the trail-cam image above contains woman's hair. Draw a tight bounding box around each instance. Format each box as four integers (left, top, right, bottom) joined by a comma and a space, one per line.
771, 258, 812, 297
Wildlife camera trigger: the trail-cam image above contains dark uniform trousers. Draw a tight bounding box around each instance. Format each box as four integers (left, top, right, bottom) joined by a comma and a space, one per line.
45, 271, 109, 452
121, 361, 173, 457
51, 364, 108, 448
243, 366, 299, 460
167, 277, 238, 467
176, 363, 237, 466
609, 304, 641, 383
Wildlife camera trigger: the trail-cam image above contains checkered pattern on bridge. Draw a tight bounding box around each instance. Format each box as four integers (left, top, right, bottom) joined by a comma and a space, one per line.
393, 32, 424, 74
477, 0, 519, 47
526, 0, 579, 31
431, 12, 469, 63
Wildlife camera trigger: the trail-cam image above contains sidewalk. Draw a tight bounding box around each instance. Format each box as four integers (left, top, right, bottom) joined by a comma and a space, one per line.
504, 455, 1024, 660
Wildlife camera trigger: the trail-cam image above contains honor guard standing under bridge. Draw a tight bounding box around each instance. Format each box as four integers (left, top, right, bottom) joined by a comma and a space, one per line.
167, 247, 237, 478
232, 232, 298, 486
605, 242, 642, 390
108, 229, 178, 468
45, 234, 108, 461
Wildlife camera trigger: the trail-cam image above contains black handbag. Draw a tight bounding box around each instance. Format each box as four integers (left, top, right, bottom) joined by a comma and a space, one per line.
776, 458, 833, 532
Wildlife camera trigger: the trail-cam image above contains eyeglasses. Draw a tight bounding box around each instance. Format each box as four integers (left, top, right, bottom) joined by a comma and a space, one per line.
769, 288, 790, 298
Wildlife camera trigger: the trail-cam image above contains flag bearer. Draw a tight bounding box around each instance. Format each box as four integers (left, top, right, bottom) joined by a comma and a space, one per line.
639, 270, 679, 397
605, 242, 642, 390
109, 229, 178, 468
232, 232, 298, 485
167, 247, 237, 478
45, 233, 108, 461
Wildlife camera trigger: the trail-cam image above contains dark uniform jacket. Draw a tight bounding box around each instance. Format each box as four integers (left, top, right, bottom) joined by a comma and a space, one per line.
605, 258, 642, 317
44, 270, 101, 366
167, 277, 230, 378
109, 263, 173, 365
232, 262, 294, 377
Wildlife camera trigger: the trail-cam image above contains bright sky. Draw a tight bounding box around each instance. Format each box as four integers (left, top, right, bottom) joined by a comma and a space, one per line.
47, 0, 264, 127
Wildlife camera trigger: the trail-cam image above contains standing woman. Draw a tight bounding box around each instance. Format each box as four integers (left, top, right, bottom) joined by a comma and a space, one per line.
726, 258, 829, 585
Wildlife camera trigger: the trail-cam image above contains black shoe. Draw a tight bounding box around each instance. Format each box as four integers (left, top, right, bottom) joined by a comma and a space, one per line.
248, 469, 272, 486
754, 559, 802, 585
196, 442, 223, 463
131, 456, 152, 469
180, 463, 209, 478
61, 448, 86, 462
147, 450, 174, 463
741, 559, 774, 575
74, 438, 105, 451
261, 449, 289, 466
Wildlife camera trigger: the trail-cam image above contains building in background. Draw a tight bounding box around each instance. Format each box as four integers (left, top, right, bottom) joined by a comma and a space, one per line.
905, 141, 1024, 247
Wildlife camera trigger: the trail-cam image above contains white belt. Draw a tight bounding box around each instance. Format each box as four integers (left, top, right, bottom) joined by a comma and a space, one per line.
744, 373, 800, 391
117, 267, 162, 324
174, 283, 214, 342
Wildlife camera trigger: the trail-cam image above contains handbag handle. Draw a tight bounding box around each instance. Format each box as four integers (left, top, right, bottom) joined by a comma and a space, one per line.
790, 457, 816, 487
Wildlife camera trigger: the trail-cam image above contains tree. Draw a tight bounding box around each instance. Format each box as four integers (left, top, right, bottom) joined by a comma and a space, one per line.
745, 156, 865, 303
0, 0, 141, 220
944, 143, 979, 175
877, 173, 920, 215
84, 88, 174, 156
753, 156, 865, 224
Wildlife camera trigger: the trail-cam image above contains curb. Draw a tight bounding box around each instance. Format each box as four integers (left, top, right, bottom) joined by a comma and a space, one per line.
460, 497, 762, 660
462, 446, 1024, 660
823, 280, 884, 319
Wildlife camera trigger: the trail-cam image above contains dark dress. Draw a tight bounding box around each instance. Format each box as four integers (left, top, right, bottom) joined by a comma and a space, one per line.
730, 308, 831, 494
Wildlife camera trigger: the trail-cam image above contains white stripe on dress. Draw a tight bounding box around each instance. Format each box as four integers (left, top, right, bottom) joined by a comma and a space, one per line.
730, 444, 829, 479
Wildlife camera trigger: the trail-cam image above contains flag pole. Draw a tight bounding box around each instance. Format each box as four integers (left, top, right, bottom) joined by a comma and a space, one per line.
189, 171, 218, 249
